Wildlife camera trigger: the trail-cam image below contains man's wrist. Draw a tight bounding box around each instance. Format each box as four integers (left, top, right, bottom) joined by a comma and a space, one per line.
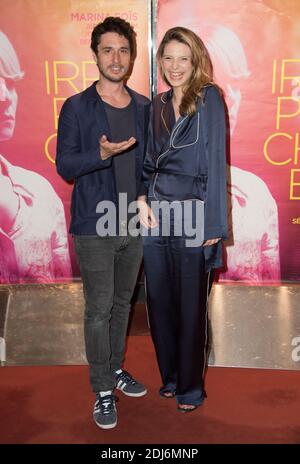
100, 148, 110, 160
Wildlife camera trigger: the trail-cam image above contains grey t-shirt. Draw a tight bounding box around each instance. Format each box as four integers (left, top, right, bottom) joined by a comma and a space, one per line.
103, 100, 136, 210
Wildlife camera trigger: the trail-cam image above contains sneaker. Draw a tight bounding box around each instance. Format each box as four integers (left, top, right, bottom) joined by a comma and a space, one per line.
93, 394, 117, 429
115, 370, 147, 397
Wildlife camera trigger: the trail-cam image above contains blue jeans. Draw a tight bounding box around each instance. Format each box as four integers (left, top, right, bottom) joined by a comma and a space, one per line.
74, 235, 142, 392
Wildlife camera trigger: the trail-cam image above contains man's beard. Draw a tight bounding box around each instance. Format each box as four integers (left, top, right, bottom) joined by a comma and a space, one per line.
98, 64, 128, 83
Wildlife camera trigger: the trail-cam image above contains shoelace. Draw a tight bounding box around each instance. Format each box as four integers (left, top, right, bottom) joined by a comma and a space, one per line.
117, 370, 137, 385
95, 394, 116, 416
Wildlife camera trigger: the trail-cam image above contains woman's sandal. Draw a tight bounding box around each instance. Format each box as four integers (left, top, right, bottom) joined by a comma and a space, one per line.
177, 404, 199, 413
159, 387, 176, 398
160, 390, 175, 398
177, 390, 207, 411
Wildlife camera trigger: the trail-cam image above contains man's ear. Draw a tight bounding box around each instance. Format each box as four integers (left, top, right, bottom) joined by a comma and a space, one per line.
92, 52, 98, 64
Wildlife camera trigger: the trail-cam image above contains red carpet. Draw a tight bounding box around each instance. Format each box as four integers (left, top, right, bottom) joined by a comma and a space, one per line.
0, 335, 300, 444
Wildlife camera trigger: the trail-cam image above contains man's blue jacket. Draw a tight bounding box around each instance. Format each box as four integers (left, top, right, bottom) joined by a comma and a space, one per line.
56, 81, 150, 235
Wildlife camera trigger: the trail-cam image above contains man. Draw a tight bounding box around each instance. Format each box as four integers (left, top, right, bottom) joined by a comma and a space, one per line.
0, 30, 71, 283
56, 17, 150, 430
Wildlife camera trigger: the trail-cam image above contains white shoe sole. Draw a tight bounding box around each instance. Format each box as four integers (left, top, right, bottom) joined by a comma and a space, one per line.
116, 387, 147, 397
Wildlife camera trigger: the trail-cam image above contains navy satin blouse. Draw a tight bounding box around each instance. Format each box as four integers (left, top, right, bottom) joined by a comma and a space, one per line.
143, 85, 228, 270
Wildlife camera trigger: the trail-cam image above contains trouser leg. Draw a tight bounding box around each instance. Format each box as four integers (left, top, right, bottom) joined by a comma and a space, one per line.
110, 236, 143, 372
74, 236, 115, 393
173, 242, 210, 405
206, 270, 215, 359
143, 234, 177, 391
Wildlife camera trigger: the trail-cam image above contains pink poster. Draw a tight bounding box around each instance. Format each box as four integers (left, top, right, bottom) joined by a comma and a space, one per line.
1, 0, 299, 284
0, 0, 150, 283
156, 0, 300, 283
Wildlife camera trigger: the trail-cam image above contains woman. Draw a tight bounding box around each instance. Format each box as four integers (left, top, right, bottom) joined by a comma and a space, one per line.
138, 27, 228, 412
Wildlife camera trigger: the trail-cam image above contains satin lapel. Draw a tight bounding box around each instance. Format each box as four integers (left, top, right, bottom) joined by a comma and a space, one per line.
157, 96, 175, 156
157, 97, 186, 159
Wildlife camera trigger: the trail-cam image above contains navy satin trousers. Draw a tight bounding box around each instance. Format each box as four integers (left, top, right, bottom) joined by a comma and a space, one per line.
143, 207, 211, 406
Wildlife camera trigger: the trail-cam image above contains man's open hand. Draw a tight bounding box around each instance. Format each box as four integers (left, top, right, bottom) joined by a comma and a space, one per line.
100, 135, 136, 160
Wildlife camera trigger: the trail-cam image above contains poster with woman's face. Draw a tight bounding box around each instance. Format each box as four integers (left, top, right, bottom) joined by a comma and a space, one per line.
1, 0, 299, 284
156, 0, 300, 283
0, 0, 150, 283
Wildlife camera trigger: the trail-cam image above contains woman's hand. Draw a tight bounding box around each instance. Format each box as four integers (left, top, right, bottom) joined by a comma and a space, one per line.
137, 196, 158, 229
203, 238, 221, 247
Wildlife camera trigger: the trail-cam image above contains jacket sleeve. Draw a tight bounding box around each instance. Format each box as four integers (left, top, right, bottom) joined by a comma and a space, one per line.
203, 86, 228, 240
137, 101, 151, 196
141, 104, 156, 195
56, 98, 112, 181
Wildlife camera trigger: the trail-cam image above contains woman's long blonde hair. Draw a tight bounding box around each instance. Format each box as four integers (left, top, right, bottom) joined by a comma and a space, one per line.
157, 27, 214, 115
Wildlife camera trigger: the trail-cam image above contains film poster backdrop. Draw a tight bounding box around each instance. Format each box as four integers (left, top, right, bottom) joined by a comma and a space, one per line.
0, 0, 150, 283
0, 0, 299, 284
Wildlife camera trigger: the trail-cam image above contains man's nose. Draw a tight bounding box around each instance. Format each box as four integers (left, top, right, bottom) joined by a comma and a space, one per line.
112, 51, 121, 63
